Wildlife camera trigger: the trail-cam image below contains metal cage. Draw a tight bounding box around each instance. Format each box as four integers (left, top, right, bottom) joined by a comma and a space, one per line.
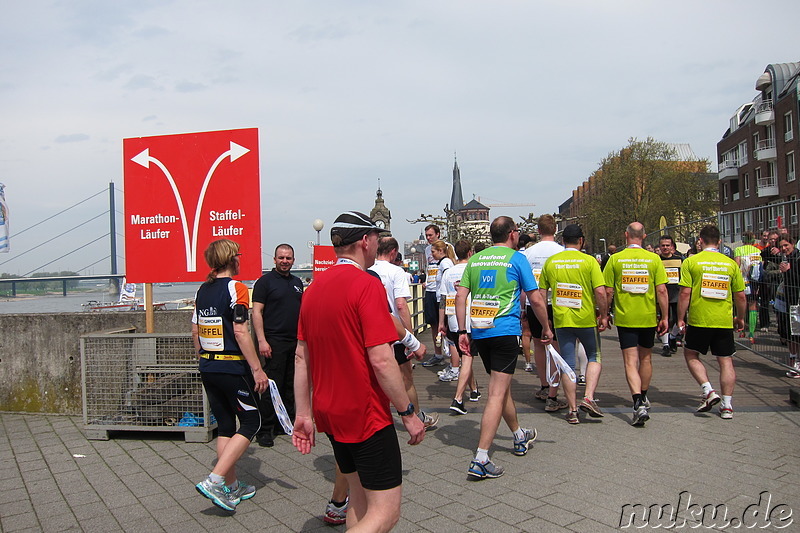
81, 329, 215, 442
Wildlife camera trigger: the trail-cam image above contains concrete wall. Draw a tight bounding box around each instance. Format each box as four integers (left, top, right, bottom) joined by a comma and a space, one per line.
0, 310, 193, 415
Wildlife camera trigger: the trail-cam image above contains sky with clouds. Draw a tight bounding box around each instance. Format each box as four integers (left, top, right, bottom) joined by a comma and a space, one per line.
0, 0, 797, 275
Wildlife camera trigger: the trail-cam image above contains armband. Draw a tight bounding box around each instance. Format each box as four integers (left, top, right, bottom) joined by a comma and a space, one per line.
233, 304, 249, 324
400, 330, 421, 352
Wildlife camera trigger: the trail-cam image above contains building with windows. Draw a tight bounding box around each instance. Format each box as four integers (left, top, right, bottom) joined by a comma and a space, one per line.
717, 62, 800, 242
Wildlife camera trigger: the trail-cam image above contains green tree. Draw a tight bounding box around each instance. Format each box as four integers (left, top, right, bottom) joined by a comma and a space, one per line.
583, 138, 716, 249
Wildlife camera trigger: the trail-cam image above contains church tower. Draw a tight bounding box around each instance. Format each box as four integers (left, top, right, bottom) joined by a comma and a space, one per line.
450, 154, 464, 212
370, 179, 391, 236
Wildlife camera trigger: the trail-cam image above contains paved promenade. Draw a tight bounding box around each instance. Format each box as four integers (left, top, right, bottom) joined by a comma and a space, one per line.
2, 330, 799, 532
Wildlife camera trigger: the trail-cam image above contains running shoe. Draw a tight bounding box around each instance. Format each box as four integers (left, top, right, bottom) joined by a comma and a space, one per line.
661, 345, 672, 357
323, 498, 348, 525
565, 410, 579, 424
696, 390, 721, 412
719, 407, 734, 420
579, 397, 604, 417
420, 411, 439, 429
228, 481, 255, 504
196, 478, 237, 512
467, 460, 504, 480
512, 428, 537, 456
534, 386, 550, 401
786, 361, 800, 378
422, 355, 446, 367
469, 388, 481, 402
438, 366, 460, 382
641, 397, 651, 411
576, 375, 586, 386
449, 398, 467, 415
544, 397, 568, 412
631, 406, 649, 427
524, 362, 535, 372
437, 364, 452, 376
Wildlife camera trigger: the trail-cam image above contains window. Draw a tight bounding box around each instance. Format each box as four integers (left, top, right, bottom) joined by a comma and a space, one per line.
758, 208, 765, 229
744, 210, 753, 232
739, 141, 748, 165
791, 196, 798, 225
734, 213, 742, 240
723, 182, 729, 204
753, 132, 760, 159
785, 112, 794, 142
787, 152, 796, 182
744, 173, 750, 197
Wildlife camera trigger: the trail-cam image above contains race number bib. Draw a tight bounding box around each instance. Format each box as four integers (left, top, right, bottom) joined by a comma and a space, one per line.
700, 273, 730, 300
621, 269, 649, 294
470, 298, 500, 329
555, 283, 583, 309
427, 266, 439, 280
445, 295, 456, 316
665, 267, 679, 284
532, 268, 542, 284
198, 316, 224, 351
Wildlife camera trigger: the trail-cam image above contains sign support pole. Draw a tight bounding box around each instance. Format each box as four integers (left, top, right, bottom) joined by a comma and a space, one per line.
144, 283, 154, 333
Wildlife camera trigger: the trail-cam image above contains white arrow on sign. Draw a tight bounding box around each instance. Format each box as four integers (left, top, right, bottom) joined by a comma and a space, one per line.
131, 141, 250, 272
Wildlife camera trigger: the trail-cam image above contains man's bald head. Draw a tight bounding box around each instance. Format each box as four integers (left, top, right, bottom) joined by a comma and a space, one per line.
626, 222, 645, 243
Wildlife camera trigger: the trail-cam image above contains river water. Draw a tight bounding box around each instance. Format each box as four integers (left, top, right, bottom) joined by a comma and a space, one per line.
0, 284, 202, 314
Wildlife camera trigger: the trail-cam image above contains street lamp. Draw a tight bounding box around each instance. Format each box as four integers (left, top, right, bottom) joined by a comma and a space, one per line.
312, 219, 324, 245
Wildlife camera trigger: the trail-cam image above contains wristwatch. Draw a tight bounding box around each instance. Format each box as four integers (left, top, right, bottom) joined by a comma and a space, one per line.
456, 330, 468, 335
397, 403, 415, 417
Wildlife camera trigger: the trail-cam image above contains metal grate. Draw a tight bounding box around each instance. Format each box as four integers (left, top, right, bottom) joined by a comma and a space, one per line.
81, 331, 215, 442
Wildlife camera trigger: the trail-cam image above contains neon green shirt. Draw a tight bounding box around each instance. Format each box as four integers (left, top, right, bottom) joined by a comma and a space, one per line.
603, 246, 668, 328
679, 249, 745, 328
539, 249, 604, 328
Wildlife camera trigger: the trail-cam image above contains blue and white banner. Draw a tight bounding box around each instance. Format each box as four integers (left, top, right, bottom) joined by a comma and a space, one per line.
0, 183, 9, 253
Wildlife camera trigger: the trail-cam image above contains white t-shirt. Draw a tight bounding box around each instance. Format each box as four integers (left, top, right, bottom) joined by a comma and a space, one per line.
369, 260, 412, 318
424, 241, 454, 292
524, 240, 564, 305
438, 262, 470, 332
434, 257, 454, 301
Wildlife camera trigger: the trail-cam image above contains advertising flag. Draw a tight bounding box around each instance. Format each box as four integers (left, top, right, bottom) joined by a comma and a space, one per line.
0, 183, 9, 253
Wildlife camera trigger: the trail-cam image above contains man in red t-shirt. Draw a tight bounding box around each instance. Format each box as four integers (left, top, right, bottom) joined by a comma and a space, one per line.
293, 211, 425, 531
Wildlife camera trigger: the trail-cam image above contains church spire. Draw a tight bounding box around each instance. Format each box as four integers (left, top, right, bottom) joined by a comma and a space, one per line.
449, 153, 464, 212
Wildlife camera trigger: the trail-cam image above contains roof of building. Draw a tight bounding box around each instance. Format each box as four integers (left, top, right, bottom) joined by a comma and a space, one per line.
462, 199, 488, 210
665, 143, 698, 161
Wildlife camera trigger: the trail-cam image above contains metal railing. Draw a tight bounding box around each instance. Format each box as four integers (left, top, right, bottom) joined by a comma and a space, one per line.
736, 278, 799, 373
409, 283, 427, 335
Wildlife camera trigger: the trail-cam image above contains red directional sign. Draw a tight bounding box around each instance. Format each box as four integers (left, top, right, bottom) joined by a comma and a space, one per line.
123, 128, 261, 283
313, 245, 337, 274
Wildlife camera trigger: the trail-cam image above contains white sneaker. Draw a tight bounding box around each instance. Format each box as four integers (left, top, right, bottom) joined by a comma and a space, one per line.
439, 366, 460, 382
524, 362, 534, 372
437, 364, 452, 376
787, 360, 800, 378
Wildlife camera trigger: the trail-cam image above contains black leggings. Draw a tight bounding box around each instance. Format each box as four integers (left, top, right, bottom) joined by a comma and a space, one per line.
201, 372, 262, 439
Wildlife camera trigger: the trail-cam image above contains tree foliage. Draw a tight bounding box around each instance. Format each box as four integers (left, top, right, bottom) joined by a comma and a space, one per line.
583, 138, 716, 248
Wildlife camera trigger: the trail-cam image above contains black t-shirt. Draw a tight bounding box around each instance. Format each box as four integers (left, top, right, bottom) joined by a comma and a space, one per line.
251, 269, 303, 339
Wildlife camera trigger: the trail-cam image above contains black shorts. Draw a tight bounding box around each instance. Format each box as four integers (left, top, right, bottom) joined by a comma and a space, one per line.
684, 326, 735, 356
617, 326, 656, 350
473, 335, 519, 375
327, 424, 402, 491
201, 372, 262, 440
445, 331, 475, 356
526, 305, 556, 340
423, 291, 439, 326
394, 343, 410, 365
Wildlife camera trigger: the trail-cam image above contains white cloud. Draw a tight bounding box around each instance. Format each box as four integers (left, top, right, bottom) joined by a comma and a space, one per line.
0, 0, 796, 275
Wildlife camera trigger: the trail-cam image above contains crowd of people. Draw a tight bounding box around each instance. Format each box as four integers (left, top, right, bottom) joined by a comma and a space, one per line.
188, 213, 797, 531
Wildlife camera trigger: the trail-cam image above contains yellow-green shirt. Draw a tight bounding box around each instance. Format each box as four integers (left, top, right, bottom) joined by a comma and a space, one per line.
679, 250, 745, 328
603, 246, 668, 328
539, 249, 604, 328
